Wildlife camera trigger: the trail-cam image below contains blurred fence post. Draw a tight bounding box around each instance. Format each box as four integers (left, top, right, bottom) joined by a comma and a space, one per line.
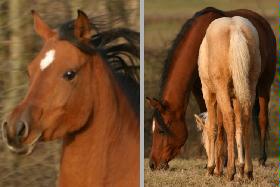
4, 0, 25, 113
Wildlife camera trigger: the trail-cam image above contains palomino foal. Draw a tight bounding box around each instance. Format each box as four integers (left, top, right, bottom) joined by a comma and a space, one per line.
198, 16, 261, 180
2, 10, 139, 187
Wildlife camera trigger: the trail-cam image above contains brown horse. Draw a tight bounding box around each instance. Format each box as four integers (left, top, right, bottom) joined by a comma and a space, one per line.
2, 10, 139, 187
146, 7, 276, 170
198, 16, 261, 180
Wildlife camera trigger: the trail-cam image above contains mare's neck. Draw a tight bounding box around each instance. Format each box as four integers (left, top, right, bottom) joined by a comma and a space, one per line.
162, 13, 221, 112
59, 54, 139, 187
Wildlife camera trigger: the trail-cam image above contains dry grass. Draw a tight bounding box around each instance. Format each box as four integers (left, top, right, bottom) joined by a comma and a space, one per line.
144, 158, 279, 187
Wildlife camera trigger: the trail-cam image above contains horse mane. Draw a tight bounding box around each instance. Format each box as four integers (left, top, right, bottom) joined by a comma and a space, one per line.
58, 18, 140, 115
160, 7, 225, 94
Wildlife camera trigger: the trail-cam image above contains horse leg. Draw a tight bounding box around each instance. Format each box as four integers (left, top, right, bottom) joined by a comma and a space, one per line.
202, 86, 216, 175
242, 102, 254, 180
216, 89, 235, 181
214, 105, 224, 176
233, 99, 244, 178
257, 88, 269, 166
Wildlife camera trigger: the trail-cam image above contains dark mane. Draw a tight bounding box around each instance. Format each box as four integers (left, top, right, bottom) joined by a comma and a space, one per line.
58, 19, 139, 80
160, 7, 225, 95
57, 18, 140, 115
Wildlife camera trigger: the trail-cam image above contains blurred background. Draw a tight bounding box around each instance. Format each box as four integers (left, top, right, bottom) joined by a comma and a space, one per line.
0, 0, 139, 186
144, 0, 278, 159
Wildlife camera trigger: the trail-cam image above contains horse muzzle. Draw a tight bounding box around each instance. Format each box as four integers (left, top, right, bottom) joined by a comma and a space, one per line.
1, 120, 41, 155
149, 158, 169, 171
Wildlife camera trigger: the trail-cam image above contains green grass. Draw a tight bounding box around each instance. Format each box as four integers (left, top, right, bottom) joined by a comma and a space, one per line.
145, 158, 279, 187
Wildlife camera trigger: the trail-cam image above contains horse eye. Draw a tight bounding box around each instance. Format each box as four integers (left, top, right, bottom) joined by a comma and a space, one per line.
63, 70, 76, 81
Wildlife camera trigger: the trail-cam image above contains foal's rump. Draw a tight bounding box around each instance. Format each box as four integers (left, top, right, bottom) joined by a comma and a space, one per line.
200, 16, 261, 103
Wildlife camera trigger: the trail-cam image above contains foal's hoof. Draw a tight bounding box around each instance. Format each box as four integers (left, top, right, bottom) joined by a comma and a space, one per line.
227, 173, 234, 181
207, 166, 215, 176
227, 168, 236, 181
214, 171, 223, 177
237, 163, 245, 178
246, 171, 253, 180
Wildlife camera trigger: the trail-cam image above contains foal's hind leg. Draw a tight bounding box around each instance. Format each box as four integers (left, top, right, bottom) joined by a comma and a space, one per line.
242, 102, 254, 180
214, 106, 225, 176
216, 88, 235, 181
233, 99, 244, 178
202, 86, 216, 175
243, 79, 258, 180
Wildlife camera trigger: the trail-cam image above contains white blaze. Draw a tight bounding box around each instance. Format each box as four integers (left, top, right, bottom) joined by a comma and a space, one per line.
40, 49, 56, 70
152, 119, 155, 133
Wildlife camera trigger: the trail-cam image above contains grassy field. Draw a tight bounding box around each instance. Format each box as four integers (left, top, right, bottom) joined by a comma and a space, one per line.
144, 158, 279, 187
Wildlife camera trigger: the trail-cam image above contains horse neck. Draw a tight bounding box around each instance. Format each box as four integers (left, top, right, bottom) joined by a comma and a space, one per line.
59, 54, 139, 186
161, 12, 222, 112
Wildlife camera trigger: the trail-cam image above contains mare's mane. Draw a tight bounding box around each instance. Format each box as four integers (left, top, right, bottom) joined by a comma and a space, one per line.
57, 18, 140, 115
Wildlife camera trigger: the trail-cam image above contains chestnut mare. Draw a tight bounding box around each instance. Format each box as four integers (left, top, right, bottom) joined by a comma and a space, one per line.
147, 7, 276, 170
198, 16, 261, 180
2, 10, 139, 187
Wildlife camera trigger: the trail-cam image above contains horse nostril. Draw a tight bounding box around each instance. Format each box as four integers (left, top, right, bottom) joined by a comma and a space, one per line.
16, 121, 28, 138
149, 159, 156, 170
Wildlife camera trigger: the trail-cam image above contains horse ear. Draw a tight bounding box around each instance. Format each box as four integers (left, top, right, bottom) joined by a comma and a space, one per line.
74, 10, 92, 40
194, 114, 204, 131
146, 97, 165, 112
31, 10, 55, 40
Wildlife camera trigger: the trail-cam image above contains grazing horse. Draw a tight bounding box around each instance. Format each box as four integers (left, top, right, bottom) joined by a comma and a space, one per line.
2, 10, 139, 187
198, 16, 261, 180
147, 7, 276, 170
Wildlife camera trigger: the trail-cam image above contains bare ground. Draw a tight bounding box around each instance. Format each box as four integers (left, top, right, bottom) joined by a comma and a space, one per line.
144, 158, 279, 187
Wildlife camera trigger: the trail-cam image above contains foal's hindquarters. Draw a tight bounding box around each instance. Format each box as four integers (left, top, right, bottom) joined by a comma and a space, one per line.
198, 16, 261, 180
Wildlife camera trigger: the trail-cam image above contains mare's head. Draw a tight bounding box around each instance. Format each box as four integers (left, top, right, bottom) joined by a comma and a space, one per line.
2, 10, 96, 155
146, 97, 187, 170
